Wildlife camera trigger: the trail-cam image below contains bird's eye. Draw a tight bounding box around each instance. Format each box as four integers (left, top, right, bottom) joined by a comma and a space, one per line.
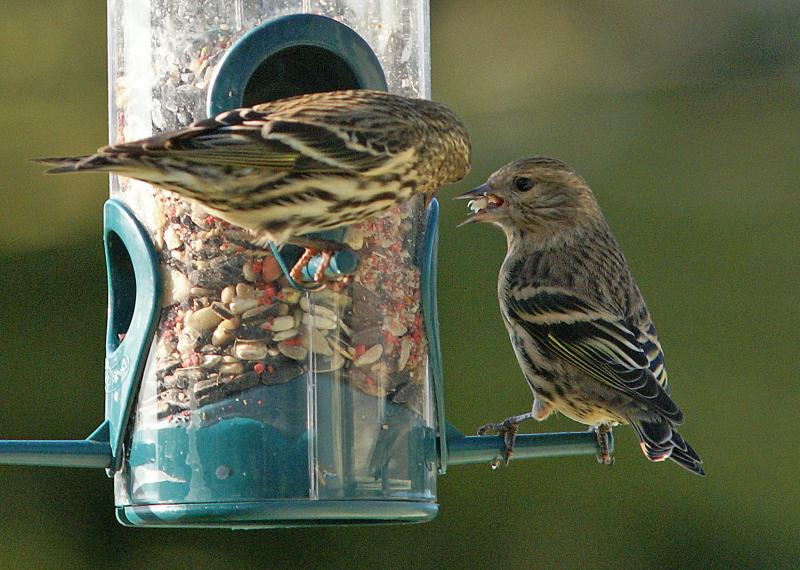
514, 177, 535, 192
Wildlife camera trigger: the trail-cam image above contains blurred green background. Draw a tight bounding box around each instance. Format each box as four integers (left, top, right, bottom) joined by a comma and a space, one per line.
1, 1, 798, 568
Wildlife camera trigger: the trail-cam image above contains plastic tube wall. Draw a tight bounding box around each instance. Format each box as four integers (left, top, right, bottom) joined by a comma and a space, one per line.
107, 0, 437, 521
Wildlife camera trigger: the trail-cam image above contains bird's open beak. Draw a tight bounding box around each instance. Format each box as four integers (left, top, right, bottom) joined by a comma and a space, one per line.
455, 182, 506, 227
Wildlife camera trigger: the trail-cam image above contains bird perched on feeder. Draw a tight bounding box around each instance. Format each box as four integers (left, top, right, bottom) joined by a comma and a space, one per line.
458, 156, 704, 476
36, 89, 471, 281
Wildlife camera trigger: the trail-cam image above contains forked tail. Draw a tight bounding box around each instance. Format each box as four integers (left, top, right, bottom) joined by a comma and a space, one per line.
632, 418, 705, 476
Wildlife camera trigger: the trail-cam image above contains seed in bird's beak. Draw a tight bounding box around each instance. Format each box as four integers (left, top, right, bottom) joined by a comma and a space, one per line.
468, 196, 489, 213
468, 193, 504, 214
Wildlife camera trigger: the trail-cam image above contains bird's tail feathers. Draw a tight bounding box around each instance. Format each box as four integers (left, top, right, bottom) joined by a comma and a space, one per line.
32, 154, 114, 174
632, 418, 705, 477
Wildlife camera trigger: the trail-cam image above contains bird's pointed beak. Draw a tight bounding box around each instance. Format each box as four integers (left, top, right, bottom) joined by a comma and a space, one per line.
454, 182, 491, 201
455, 182, 506, 227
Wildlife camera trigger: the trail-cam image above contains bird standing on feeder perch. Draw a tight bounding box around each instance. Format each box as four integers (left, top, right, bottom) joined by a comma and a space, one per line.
458, 156, 705, 476
36, 89, 471, 282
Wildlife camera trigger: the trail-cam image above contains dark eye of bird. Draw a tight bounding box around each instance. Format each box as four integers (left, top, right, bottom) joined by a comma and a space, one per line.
513, 176, 535, 192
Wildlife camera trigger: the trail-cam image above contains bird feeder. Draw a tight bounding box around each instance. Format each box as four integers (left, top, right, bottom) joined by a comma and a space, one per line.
0, 0, 607, 528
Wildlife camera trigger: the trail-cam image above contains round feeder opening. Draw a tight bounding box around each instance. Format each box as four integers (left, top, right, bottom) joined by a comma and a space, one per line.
207, 14, 387, 116
242, 45, 361, 106
105, 230, 136, 351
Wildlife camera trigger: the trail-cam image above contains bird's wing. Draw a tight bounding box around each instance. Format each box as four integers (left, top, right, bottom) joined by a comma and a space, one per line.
100, 109, 300, 171
261, 118, 413, 175
507, 288, 683, 423
101, 107, 408, 175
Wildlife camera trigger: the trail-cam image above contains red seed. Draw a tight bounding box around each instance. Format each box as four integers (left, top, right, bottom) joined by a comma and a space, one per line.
254, 362, 266, 374
261, 256, 283, 282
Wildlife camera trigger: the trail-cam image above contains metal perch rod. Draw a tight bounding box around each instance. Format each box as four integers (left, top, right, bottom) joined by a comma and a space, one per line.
446, 431, 610, 466
0, 422, 111, 468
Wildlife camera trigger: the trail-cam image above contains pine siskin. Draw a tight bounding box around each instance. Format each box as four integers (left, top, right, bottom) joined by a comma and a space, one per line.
458, 156, 704, 476
37, 89, 471, 280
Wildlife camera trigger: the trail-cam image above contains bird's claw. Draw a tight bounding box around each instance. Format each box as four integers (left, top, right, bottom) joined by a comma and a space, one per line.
289, 248, 335, 285
590, 424, 615, 466
284, 237, 354, 289
290, 248, 318, 283
313, 250, 333, 282
477, 412, 534, 467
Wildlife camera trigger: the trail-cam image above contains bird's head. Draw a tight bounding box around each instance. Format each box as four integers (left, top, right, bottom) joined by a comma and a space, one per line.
457, 156, 600, 238
422, 99, 471, 186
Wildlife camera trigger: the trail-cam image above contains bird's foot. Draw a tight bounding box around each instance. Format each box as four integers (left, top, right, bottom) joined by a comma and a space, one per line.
284, 237, 353, 287
477, 412, 534, 467
289, 249, 333, 283
289, 248, 317, 283
589, 424, 614, 466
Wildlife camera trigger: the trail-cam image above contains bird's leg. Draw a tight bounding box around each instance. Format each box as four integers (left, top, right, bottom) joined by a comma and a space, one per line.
314, 250, 333, 282
283, 236, 352, 284
590, 423, 614, 465
477, 411, 535, 467
290, 248, 316, 282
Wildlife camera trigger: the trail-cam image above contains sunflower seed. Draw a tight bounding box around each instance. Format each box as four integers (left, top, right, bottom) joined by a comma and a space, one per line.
278, 342, 307, 361
220, 285, 236, 304
210, 301, 234, 320
397, 337, 413, 371
355, 344, 384, 367
232, 339, 268, 361
270, 315, 296, 332
241, 304, 278, 326
218, 360, 245, 375
229, 297, 259, 315
302, 313, 337, 330
200, 354, 222, 370
235, 282, 255, 298
187, 306, 223, 331
272, 328, 299, 342
303, 328, 333, 355
212, 317, 239, 347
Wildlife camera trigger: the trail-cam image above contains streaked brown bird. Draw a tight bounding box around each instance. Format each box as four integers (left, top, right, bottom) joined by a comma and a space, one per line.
458, 156, 704, 476
37, 89, 471, 280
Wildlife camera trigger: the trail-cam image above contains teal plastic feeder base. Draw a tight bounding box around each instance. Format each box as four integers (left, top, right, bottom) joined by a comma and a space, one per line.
116, 500, 438, 528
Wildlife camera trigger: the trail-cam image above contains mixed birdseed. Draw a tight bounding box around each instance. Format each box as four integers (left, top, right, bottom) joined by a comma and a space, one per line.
132, 193, 428, 425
